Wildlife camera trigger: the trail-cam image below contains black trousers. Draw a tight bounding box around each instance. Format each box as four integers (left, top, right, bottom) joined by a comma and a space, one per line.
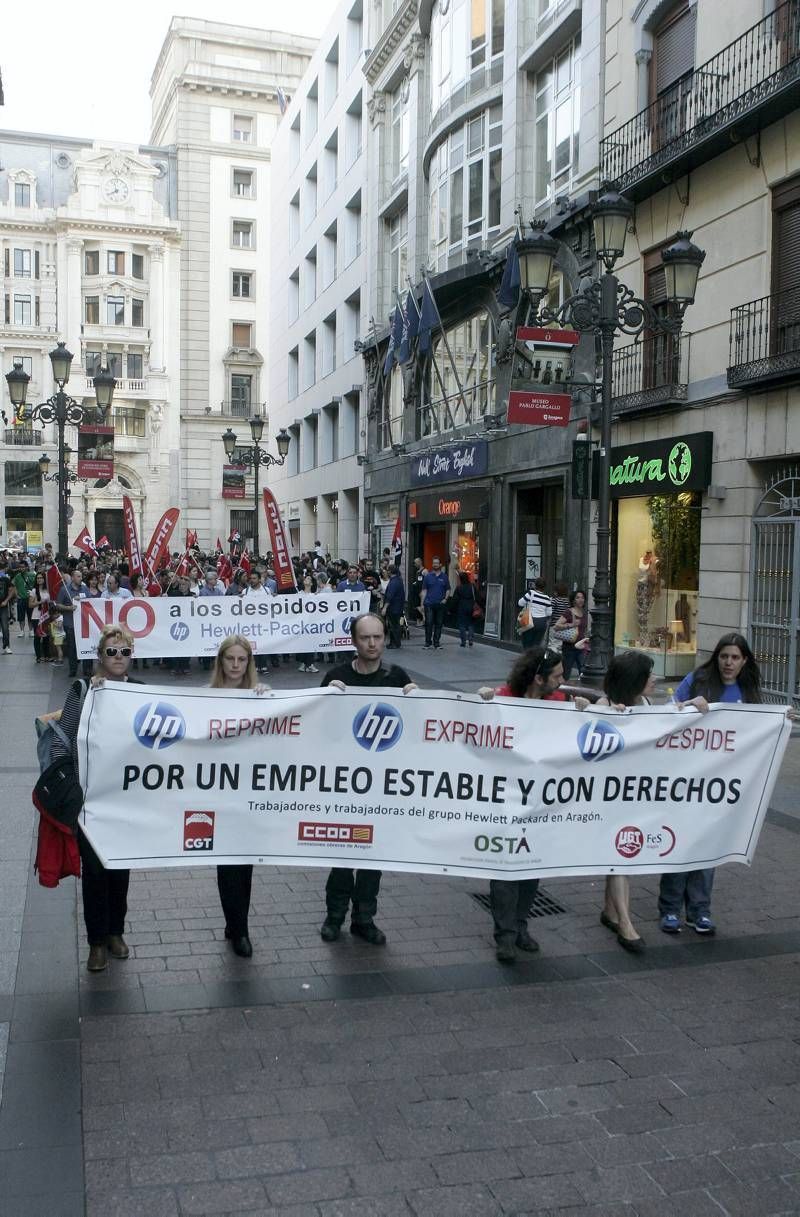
325, 868, 381, 924
217, 864, 253, 937
424, 603, 445, 646
489, 878, 540, 943
78, 830, 130, 946
386, 612, 403, 648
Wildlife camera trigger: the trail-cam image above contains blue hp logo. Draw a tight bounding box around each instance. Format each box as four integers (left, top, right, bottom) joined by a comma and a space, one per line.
577, 719, 624, 761
341, 616, 354, 635
352, 702, 403, 752
134, 701, 186, 751
170, 621, 190, 641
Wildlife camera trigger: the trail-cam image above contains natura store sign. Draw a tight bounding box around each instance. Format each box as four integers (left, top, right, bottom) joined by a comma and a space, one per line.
409, 441, 488, 487
603, 432, 713, 499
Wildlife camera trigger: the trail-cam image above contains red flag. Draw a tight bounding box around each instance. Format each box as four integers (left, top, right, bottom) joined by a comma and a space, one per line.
95, 535, 110, 550
144, 508, 180, 576
240, 550, 252, 576
122, 495, 144, 576
262, 489, 296, 592
217, 554, 233, 584
185, 528, 198, 549
46, 563, 66, 602
390, 516, 402, 565
175, 553, 190, 577
215, 537, 223, 553
72, 526, 98, 557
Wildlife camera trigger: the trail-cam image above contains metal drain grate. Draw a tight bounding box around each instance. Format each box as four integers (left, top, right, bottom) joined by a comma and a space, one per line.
472, 888, 568, 918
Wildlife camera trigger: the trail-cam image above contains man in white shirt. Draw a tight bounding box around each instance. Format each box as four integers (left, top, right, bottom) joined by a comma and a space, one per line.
103, 574, 133, 600
242, 571, 274, 671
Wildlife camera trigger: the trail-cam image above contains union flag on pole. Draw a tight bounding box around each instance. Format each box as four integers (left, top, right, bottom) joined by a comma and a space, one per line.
390, 516, 402, 566
72, 527, 98, 557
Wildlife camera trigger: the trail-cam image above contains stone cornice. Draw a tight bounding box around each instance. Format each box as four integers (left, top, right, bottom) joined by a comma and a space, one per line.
364, 0, 420, 86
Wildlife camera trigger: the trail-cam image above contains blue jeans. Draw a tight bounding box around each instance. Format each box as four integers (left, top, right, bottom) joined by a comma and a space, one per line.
0, 605, 9, 649
458, 616, 474, 645
522, 619, 549, 649
424, 602, 445, 646
658, 869, 715, 921
561, 642, 584, 679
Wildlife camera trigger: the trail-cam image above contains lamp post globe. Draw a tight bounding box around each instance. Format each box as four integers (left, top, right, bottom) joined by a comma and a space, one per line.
592, 189, 635, 271
221, 427, 237, 460
5, 360, 30, 410
92, 365, 117, 415
48, 341, 74, 386
661, 231, 706, 306
276, 428, 291, 459
516, 225, 559, 297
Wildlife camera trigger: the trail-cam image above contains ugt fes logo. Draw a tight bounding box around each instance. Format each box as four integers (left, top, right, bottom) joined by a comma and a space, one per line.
134, 701, 186, 750
577, 720, 624, 762
352, 702, 403, 752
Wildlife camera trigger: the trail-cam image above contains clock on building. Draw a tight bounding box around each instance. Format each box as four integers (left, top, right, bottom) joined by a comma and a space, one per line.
103, 176, 130, 203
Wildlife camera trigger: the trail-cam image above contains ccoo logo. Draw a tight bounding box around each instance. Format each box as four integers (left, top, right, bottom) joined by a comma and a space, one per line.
577, 719, 624, 762
352, 702, 403, 752
170, 621, 190, 641
134, 701, 186, 750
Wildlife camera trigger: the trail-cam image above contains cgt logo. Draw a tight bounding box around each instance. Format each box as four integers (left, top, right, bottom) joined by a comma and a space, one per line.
352, 702, 403, 752
298, 822, 374, 843
577, 720, 624, 761
184, 810, 215, 850
134, 701, 186, 750
170, 621, 190, 641
615, 826, 643, 858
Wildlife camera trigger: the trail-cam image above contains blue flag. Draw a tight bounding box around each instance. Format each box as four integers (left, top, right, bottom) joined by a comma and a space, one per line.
497, 241, 520, 308
417, 280, 438, 355
397, 297, 412, 365
405, 290, 419, 342
383, 304, 402, 374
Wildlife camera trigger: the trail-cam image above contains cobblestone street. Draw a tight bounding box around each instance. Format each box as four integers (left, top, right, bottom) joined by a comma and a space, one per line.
3, 632, 800, 1216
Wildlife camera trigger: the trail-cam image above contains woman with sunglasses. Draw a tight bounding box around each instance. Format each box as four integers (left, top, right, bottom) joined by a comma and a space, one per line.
479, 646, 565, 963
50, 625, 140, 972
210, 635, 268, 957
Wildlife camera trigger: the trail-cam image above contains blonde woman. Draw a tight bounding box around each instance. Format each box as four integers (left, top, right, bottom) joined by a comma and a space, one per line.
51, 624, 140, 972
210, 635, 267, 957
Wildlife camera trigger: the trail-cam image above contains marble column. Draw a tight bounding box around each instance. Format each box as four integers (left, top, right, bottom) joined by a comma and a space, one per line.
148, 243, 165, 372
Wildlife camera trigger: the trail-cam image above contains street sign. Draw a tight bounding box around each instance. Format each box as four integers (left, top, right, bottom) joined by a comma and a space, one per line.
66, 505, 74, 522
507, 390, 571, 427
572, 438, 591, 499
516, 326, 580, 346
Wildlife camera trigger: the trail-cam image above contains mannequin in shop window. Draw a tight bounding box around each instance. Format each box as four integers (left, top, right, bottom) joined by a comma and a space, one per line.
636, 548, 660, 645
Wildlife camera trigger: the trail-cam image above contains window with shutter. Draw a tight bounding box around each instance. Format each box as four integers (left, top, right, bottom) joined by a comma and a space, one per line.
642, 246, 678, 391
771, 176, 800, 356
34, 251, 40, 279
649, 3, 696, 149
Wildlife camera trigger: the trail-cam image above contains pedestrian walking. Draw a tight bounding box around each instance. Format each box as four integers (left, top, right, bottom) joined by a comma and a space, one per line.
318, 612, 417, 945
211, 634, 268, 958
479, 647, 566, 963
658, 632, 762, 937
383, 565, 406, 649
29, 571, 51, 663
453, 570, 478, 647
421, 556, 449, 649
51, 624, 139, 971
0, 559, 17, 654
56, 567, 89, 677
553, 588, 589, 679
517, 577, 552, 649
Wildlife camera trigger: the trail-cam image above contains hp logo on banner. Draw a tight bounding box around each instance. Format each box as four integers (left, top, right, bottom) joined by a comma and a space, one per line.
352, 703, 403, 752
170, 621, 190, 641
134, 701, 186, 751
577, 720, 624, 762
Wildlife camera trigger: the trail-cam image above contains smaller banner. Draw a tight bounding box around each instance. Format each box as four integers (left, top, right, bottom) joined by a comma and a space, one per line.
77, 424, 114, 479
516, 326, 580, 346
96, 535, 110, 550
263, 489, 297, 591
27, 529, 43, 553
508, 391, 571, 427
144, 509, 180, 577
122, 495, 144, 576
7, 529, 26, 551
72, 527, 98, 557
76, 590, 369, 659
222, 466, 246, 500
391, 517, 402, 565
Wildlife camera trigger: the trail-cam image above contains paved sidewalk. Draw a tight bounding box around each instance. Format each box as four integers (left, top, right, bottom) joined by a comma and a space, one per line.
3, 630, 800, 1216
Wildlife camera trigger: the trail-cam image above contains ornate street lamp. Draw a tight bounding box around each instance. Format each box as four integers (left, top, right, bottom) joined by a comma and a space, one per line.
220, 418, 290, 557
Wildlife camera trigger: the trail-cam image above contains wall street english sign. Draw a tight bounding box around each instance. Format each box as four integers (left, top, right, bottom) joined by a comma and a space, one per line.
409, 441, 488, 487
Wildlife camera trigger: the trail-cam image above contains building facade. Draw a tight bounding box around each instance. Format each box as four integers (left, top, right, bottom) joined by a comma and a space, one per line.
150, 17, 316, 551
0, 131, 180, 550
267, 1, 368, 559
359, 0, 604, 632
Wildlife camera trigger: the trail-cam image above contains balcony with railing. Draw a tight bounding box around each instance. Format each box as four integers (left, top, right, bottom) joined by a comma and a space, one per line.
3, 427, 42, 446
601, 1, 800, 201
728, 286, 800, 387
83, 377, 149, 397
612, 333, 689, 417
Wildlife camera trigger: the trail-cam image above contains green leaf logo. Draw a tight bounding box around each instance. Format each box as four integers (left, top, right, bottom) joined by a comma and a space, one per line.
668, 442, 691, 486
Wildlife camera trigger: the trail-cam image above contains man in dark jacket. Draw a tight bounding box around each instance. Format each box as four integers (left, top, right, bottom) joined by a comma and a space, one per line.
384, 569, 406, 649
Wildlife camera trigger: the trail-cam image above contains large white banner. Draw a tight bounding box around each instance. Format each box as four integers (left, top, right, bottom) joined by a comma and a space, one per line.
77, 684, 791, 877
75, 592, 369, 659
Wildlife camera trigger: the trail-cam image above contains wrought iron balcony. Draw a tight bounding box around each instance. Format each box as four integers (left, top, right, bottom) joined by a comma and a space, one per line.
3, 427, 42, 446
601, 1, 800, 201
728, 286, 800, 387
612, 333, 689, 417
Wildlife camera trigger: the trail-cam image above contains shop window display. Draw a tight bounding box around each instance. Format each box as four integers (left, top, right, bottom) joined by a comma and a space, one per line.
614, 492, 700, 678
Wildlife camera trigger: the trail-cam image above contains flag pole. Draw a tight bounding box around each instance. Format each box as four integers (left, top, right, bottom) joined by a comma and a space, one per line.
420, 268, 472, 425
405, 277, 457, 432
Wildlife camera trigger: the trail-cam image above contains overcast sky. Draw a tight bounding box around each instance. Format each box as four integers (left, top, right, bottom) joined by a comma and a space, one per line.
1, 0, 334, 145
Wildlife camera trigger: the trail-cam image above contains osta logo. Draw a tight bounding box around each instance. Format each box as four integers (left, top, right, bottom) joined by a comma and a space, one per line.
577, 719, 624, 761
352, 702, 403, 752
184, 811, 215, 850
615, 826, 643, 858
134, 701, 186, 750
298, 822, 374, 844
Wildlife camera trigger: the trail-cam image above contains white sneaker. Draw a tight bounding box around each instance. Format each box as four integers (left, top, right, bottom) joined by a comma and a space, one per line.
3, 647, 12, 654
297, 664, 307, 672
306, 664, 319, 673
